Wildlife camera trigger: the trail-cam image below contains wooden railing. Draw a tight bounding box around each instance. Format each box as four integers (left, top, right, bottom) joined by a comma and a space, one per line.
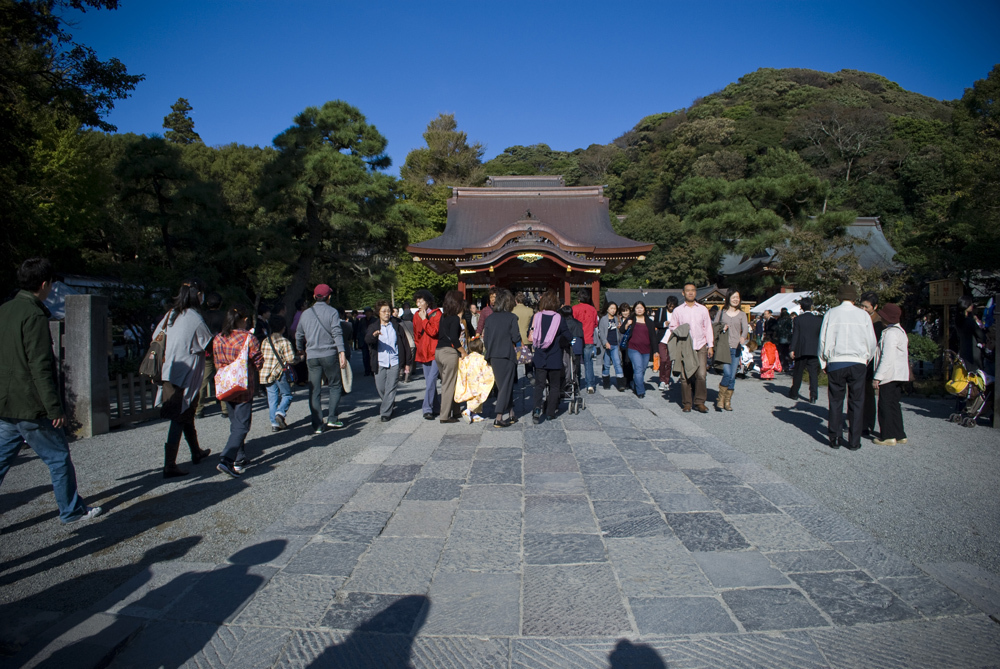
109, 373, 160, 428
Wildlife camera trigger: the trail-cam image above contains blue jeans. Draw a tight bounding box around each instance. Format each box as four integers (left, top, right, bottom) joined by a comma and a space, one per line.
421, 360, 439, 414
720, 347, 739, 389
266, 372, 293, 426
0, 418, 87, 523
602, 346, 623, 377
582, 344, 596, 389
627, 349, 650, 396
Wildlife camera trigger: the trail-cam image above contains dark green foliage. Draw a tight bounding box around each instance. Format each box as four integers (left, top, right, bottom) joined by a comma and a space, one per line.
163, 97, 202, 144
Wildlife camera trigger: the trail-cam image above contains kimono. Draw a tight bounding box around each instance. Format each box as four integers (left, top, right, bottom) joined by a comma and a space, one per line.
760, 341, 783, 379
455, 352, 495, 413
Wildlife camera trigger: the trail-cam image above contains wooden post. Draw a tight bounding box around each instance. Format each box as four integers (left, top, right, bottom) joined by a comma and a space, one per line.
942, 304, 950, 384
563, 279, 571, 306
457, 279, 466, 299
591, 279, 600, 308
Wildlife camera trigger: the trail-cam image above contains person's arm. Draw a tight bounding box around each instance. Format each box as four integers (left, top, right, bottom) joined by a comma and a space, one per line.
25, 312, 64, 421
789, 319, 799, 359
703, 310, 714, 357
248, 336, 265, 370
364, 322, 380, 347
424, 311, 440, 338
397, 323, 412, 371
295, 312, 307, 353
818, 314, 830, 369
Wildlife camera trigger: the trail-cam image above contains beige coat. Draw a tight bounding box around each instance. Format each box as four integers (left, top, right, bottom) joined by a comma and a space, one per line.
666, 323, 700, 380
873, 324, 910, 383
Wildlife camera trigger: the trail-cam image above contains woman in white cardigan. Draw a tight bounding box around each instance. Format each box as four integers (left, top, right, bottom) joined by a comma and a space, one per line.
872, 303, 909, 445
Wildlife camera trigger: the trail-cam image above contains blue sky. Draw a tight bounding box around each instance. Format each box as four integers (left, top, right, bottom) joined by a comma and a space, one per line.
72, 0, 1000, 175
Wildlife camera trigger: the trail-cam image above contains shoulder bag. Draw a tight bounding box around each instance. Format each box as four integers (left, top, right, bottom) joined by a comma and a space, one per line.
266, 334, 297, 384
619, 320, 633, 352
216, 334, 253, 402
139, 313, 170, 384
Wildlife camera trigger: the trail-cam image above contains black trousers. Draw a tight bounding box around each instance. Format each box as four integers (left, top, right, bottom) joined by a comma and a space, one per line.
220, 401, 253, 464
877, 381, 907, 440
534, 367, 563, 416
863, 361, 877, 432
491, 357, 516, 418
789, 356, 820, 400
827, 364, 866, 448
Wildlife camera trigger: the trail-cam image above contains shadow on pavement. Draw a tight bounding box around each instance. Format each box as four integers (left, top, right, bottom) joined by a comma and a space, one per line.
609, 639, 667, 668
770, 404, 830, 446
306, 595, 430, 668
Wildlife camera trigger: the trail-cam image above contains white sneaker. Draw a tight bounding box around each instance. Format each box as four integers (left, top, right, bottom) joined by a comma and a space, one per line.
659, 382, 668, 391
470, 414, 484, 423
63, 506, 103, 525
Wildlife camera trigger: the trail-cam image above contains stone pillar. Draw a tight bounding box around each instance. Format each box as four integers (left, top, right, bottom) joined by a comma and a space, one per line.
63, 295, 110, 438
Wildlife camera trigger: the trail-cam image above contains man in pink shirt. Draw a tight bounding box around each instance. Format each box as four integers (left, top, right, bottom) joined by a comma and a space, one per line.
572, 289, 599, 393
668, 283, 714, 412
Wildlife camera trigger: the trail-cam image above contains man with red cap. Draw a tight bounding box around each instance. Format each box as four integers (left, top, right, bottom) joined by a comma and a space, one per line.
295, 284, 348, 433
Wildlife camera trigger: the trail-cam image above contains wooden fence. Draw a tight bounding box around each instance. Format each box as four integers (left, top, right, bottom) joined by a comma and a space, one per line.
109, 373, 160, 428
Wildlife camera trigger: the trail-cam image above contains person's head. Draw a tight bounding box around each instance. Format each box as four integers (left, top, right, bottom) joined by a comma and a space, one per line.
364, 307, 373, 317
877, 303, 902, 325
376, 299, 392, 323
559, 305, 574, 319
576, 288, 593, 307
259, 304, 272, 320
488, 286, 498, 306
442, 290, 465, 317
860, 291, 879, 314
274, 303, 286, 318
605, 302, 618, 317
469, 303, 479, 315
538, 290, 561, 312
799, 296, 813, 312
779, 307, 788, 318
17, 257, 53, 295
619, 302, 631, 318
413, 289, 435, 310
633, 301, 647, 317
515, 291, 526, 305
666, 296, 678, 311
683, 283, 697, 303
170, 278, 206, 321
268, 315, 286, 335
295, 298, 307, 312
763, 309, 772, 319
494, 288, 515, 313
837, 283, 859, 304
957, 295, 975, 315
205, 291, 223, 310
468, 336, 485, 356
313, 283, 332, 303
725, 289, 741, 309
222, 304, 252, 335
708, 305, 719, 319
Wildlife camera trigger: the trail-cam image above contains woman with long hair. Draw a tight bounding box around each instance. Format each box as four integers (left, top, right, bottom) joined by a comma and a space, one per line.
213, 305, 264, 477
483, 288, 522, 427
530, 290, 570, 422
412, 289, 441, 420
715, 288, 748, 411
618, 302, 633, 390
435, 290, 467, 423
622, 300, 657, 399
154, 278, 213, 478
596, 302, 623, 391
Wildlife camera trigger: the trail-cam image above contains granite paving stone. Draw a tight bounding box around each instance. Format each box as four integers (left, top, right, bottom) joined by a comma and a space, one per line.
343, 537, 447, 594
630, 596, 739, 635
566, 430, 618, 444
583, 475, 649, 501
282, 540, 369, 577
467, 459, 522, 485
721, 587, 830, 631
575, 455, 632, 475
382, 500, 458, 537
423, 572, 520, 635
417, 458, 472, 479
524, 533, 607, 565
522, 564, 631, 636
752, 482, 819, 507
682, 467, 744, 487
525, 471, 586, 495
649, 491, 718, 513
439, 510, 521, 573
265, 503, 342, 535
523, 438, 574, 454
764, 549, 857, 573
879, 575, 980, 617
524, 429, 568, 446
728, 513, 830, 552
340, 482, 410, 511
164, 564, 278, 624
666, 512, 751, 551
650, 439, 704, 454
831, 540, 926, 578
642, 428, 687, 440
473, 446, 522, 460
692, 550, 791, 588
404, 478, 463, 501
606, 538, 714, 597
320, 592, 429, 633
319, 510, 391, 543
621, 452, 677, 472
523, 453, 579, 473
666, 453, 722, 469
790, 571, 922, 625
457, 484, 522, 511
367, 464, 422, 483
700, 485, 781, 514
431, 444, 478, 460
234, 573, 340, 628
783, 505, 875, 543
636, 470, 701, 494
593, 501, 672, 538
411, 636, 512, 669
524, 495, 599, 534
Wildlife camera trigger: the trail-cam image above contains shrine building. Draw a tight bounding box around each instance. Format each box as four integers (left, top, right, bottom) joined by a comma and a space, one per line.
407, 176, 654, 304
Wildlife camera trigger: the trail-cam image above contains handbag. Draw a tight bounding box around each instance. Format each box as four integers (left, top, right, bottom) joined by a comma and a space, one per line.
139, 316, 169, 384
619, 324, 632, 351
516, 344, 533, 365
266, 334, 297, 384
215, 334, 252, 402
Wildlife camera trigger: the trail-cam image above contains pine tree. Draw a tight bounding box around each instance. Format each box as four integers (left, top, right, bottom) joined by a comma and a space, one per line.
163, 97, 202, 144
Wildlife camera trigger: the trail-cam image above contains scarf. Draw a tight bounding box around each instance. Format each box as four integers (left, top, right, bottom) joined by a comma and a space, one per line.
532, 311, 562, 350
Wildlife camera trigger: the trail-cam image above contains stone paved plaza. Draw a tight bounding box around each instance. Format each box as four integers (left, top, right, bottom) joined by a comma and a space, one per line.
5, 373, 1000, 668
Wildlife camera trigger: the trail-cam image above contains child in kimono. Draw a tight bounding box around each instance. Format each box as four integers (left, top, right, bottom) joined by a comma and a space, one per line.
455, 337, 494, 423
760, 336, 783, 380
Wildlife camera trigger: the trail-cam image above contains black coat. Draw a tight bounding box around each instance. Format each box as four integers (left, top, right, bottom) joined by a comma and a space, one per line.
482, 311, 521, 361
532, 313, 570, 370
365, 320, 412, 369
789, 312, 822, 358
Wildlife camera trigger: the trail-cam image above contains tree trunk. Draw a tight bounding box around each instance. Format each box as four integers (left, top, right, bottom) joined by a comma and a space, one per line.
283, 191, 325, 314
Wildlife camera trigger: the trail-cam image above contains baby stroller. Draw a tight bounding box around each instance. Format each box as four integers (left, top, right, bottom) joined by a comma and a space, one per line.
562, 337, 586, 414
944, 351, 994, 428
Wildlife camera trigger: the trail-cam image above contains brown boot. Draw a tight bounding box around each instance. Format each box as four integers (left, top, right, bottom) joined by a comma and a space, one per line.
723, 387, 734, 411
163, 443, 189, 478
715, 384, 726, 411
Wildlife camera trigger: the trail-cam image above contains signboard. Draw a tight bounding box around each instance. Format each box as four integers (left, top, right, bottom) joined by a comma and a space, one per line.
929, 279, 964, 306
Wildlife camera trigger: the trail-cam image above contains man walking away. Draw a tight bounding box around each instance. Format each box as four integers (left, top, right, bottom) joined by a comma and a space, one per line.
296, 284, 348, 433
860, 291, 885, 438
819, 284, 877, 450
788, 296, 822, 403
668, 283, 714, 413
572, 289, 599, 394
775, 308, 793, 372
0, 258, 102, 524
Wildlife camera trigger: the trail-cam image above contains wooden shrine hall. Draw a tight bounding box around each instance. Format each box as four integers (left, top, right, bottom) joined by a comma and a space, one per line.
407, 175, 654, 304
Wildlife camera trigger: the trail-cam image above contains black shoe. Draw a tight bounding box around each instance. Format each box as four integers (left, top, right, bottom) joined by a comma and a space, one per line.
234, 458, 250, 474
440, 417, 459, 424
163, 464, 189, 478
829, 438, 841, 449
192, 448, 211, 464
217, 461, 240, 478
844, 442, 862, 451
276, 414, 287, 429
808, 396, 817, 404
493, 418, 512, 428
532, 410, 541, 424
788, 392, 798, 400
381, 416, 390, 422
423, 413, 434, 421
545, 414, 557, 421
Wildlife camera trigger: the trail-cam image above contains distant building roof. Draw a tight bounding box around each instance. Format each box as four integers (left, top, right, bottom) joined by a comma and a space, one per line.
486, 175, 566, 189
605, 285, 727, 307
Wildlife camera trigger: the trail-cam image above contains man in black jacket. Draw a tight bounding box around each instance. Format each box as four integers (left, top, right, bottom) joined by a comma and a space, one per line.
788, 297, 822, 403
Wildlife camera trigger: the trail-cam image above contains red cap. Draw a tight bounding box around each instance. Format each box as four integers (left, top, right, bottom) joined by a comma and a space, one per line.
313, 284, 332, 298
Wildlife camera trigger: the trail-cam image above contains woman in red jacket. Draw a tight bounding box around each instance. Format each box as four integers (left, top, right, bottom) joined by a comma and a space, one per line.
212, 305, 264, 477
412, 290, 441, 420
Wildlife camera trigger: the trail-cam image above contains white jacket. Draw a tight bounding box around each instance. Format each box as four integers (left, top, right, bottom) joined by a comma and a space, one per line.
874, 324, 910, 383
818, 302, 877, 369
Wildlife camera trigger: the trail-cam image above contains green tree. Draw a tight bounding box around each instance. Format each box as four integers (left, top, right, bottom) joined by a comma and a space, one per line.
604, 205, 710, 289
163, 97, 202, 144
260, 100, 410, 312
400, 113, 484, 190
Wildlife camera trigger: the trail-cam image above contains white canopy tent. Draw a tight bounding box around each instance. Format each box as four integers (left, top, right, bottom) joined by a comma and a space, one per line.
750, 291, 812, 316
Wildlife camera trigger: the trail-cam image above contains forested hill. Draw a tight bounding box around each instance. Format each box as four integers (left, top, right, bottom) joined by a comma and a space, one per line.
476, 66, 999, 297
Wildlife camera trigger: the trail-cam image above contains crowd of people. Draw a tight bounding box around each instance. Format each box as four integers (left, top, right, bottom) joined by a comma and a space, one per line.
1, 255, 994, 525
